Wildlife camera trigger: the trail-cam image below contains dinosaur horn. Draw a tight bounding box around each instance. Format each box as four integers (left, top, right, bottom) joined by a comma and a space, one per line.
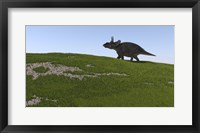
111, 36, 114, 42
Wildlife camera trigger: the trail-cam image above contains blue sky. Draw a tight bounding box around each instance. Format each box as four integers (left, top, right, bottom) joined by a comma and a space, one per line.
26, 25, 174, 64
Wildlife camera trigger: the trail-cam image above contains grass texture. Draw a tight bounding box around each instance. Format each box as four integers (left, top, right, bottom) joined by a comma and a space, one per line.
26, 53, 174, 107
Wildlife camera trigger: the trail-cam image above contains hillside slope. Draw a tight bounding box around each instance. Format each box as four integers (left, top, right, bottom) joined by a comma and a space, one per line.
26, 53, 174, 107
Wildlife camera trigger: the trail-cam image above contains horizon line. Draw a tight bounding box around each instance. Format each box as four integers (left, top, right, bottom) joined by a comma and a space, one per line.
26, 52, 174, 65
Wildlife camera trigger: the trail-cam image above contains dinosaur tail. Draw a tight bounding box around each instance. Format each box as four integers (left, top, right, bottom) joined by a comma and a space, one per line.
142, 50, 156, 56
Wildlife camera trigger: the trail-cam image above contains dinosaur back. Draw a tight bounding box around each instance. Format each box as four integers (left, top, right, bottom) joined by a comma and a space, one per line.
116, 42, 155, 56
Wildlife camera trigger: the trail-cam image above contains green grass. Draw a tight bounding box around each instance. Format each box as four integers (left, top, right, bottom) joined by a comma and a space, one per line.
26, 53, 174, 107
33, 66, 49, 73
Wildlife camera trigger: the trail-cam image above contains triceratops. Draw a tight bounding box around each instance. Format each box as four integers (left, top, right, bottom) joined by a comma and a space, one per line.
103, 37, 155, 61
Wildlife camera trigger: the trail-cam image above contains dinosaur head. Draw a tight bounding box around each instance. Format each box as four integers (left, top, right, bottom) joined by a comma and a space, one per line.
103, 37, 121, 49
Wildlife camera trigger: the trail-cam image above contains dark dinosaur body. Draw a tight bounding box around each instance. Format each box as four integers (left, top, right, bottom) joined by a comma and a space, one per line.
103, 37, 155, 61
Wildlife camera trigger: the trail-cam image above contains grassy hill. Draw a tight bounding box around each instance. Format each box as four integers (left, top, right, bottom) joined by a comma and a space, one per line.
26, 53, 174, 107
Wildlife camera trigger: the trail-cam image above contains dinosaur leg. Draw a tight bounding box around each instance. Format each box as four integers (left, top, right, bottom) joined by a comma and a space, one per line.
130, 57, 133, 61
134, 56, 140, 61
